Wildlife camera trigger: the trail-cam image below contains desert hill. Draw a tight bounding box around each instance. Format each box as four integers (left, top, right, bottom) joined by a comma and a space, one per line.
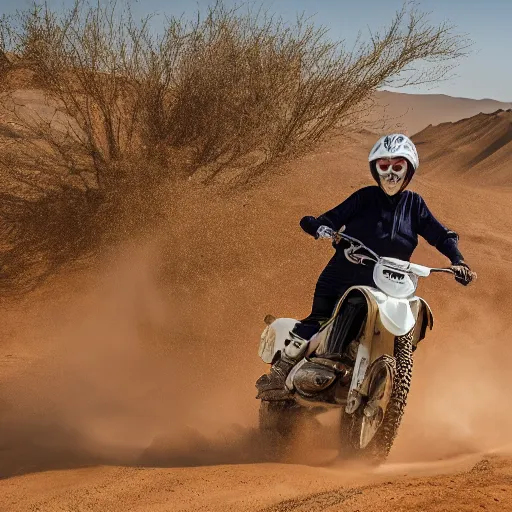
372, 90, 512, 135
413, 109, 512, 185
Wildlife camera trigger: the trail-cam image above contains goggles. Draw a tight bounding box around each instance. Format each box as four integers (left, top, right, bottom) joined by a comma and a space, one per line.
375, 159, 408, 177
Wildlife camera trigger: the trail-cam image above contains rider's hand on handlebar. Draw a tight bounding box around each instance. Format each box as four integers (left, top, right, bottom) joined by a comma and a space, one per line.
315, 225, 336, 240
450, 262, 476, 286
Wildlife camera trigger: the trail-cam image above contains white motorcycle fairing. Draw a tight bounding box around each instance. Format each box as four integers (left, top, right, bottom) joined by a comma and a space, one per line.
259, 318, 298, 364
258, 288, 434, 364
371, 258, 434, 336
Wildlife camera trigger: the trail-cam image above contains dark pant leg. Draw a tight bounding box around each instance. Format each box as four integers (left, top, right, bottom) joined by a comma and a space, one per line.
292, 294, 339, 339
292, 255, 354, 340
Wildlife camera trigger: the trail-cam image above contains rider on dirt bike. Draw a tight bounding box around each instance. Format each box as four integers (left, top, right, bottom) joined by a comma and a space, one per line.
256, 134, 475, 400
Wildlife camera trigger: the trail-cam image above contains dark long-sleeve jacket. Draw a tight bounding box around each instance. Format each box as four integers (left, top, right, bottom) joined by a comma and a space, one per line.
300, 186, 464, 297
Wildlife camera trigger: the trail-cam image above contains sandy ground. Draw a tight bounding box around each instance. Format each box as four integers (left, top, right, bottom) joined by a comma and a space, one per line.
1, 104, 512, 510
3, 453, 512, 511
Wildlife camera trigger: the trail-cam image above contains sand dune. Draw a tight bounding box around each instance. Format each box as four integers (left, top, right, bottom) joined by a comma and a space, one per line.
413, 109, 512, 185
372, 90, 512, 136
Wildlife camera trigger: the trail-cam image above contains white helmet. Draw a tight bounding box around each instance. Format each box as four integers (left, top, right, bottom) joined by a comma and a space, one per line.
368, 134, 419, 170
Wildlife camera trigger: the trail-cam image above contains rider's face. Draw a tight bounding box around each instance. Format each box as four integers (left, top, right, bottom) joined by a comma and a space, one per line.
375, 158, 408, 196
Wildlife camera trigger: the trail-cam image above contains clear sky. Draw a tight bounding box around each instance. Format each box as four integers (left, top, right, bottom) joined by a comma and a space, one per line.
2, 0, 510, 101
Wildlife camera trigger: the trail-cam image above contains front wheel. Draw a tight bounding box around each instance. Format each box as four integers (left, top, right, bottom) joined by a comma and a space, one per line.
339, 331, 413, 464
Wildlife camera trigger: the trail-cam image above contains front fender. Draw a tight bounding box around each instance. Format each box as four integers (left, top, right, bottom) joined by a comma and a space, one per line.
376, 296, 416, 336
362, 289, 434, 338
357, 288, 414, 336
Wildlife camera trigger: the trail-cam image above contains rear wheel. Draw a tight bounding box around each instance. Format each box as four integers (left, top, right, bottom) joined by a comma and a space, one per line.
339, 331, 413, 464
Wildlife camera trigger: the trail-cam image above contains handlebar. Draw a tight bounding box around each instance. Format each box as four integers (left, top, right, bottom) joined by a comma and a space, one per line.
332, 229, 458, 277
315, 226, 476, 284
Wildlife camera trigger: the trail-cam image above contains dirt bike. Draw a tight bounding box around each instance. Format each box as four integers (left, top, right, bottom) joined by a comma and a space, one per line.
257, 230, 457, 464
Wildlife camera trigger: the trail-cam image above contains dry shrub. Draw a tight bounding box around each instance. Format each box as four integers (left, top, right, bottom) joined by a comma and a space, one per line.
139, 1, 469, 180
0, 187, 101, 294
0, 16, 11, 81
0, 0, 469, 294
0, 51, 10, 82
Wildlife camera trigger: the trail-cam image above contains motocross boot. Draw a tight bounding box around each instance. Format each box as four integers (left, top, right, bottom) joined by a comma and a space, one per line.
256, 331, 309, 400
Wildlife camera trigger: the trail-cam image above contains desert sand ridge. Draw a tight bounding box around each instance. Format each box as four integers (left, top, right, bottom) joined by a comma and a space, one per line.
413, 109, 512, 185
372, 90, 512, 135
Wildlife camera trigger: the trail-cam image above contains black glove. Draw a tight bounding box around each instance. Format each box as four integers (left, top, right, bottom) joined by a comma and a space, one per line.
450, 262, 476, 286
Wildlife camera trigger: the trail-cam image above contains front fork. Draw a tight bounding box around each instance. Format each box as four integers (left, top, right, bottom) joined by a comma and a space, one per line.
345, 332, 372, 414
345, 316, 399, 415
